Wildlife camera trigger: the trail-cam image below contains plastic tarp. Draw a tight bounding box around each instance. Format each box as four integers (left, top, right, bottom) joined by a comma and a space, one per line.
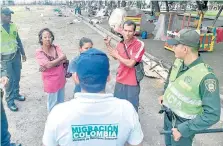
95, 7, 108, 18
216, 27, 223, 43
153, 14, 181, 41
108, 8, 127, 33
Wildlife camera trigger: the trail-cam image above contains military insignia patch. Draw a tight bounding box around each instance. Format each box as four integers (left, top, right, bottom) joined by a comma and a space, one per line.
205, 79, 216, 93
204, 64, 213, 71
184, 76, 192, 83
204, 64, 210, 68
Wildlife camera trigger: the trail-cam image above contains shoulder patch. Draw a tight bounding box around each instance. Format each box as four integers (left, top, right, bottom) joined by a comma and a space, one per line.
204, 64, 213, 71
13, 31, 17, 35
184, 76, 192, 84
204, 79, 216, 93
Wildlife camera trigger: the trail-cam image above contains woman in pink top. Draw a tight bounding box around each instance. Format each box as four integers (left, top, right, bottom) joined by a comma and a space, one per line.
35, 28, 66, 112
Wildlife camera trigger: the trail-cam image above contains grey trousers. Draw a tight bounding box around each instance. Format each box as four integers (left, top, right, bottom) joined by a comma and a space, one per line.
114, 82, 140, 112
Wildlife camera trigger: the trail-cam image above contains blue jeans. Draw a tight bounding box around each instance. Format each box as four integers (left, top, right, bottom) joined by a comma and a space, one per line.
114, 82, 140, 112
47, 87, 65, 112
75, 8, 81, 14
1, 97, 11, 146
2, 52, 22, 106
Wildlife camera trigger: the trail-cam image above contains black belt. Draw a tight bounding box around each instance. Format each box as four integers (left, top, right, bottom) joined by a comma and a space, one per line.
1, 52, 17, 62
159, 105, 188, 122
159, 105, 173, 121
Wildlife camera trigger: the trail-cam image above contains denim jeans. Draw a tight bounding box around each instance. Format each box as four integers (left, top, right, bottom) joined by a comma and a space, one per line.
114, 82, 140, 112
47, 87, 65, 112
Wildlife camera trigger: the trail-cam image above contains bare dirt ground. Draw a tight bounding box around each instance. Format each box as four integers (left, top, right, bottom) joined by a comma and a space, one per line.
3, 5, 223, 146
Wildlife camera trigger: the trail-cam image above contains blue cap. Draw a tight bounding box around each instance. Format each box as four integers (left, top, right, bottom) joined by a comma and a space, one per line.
1, 8, 14, 15
76, 48, 109, 93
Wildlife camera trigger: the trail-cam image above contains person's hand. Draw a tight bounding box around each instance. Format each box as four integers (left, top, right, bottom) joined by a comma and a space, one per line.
108, 47, 118, 59
0, 76, 9, 87
61, 59, 67, 64
158, 95, 163, 105
22, 55, 27, 62
39, 66, 47, 72
104, 36, 111, 46
172, 128, 182, 141
60, 54, 67, 60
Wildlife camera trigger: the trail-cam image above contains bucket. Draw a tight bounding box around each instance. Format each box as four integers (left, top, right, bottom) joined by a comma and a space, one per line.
141, 31, 147, 39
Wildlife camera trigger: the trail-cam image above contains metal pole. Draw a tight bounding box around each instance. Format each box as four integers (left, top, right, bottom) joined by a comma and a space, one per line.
152, 1, 160, 13
212, 5, 223, 27
160, 128, 223, 135
165, 1, 169, 12
187, 14, 191, 28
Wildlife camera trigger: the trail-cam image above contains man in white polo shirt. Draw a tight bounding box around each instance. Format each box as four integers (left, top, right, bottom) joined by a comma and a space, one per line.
42, 48, 144, 146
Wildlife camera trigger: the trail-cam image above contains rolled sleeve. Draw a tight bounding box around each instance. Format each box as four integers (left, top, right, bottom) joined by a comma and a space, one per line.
127, 105, 144, 145
35, 50, 48, 67
177, 73, 221, 137
131, 40, 145, 62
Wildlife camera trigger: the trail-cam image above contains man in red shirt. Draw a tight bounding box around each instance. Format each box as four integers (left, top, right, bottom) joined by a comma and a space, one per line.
104, 20, 145, 112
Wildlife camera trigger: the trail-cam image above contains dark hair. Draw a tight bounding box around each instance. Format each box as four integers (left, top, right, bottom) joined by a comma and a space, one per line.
38, 28, 55, 45
79, 37, 93, 48
123, 20, 136, 31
